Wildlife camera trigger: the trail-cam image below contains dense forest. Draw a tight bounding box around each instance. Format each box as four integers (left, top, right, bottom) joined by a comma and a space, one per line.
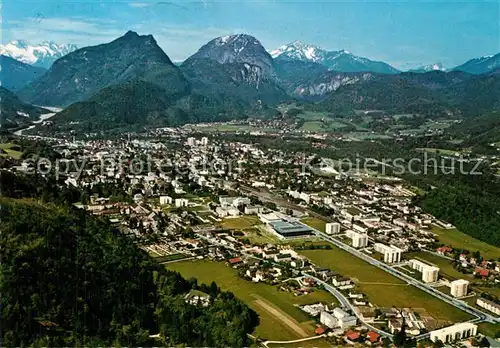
0, 172, 259, 346
411, 170, 500, 248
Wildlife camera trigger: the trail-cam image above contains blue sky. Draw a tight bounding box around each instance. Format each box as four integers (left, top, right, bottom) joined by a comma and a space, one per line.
3, 0, 499, 69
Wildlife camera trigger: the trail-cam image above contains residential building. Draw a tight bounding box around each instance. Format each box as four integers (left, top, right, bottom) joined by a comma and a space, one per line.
175, 198, 189, 207
450, 279, 469, 298
408, 259, 439, 283
429, 323, 477, 343
476, 298, 500, 315
346, 230, 368, 248
374, 243, 402, 263
320, 311, 337, 329
326, 222, 341, 234
187, 137, 196, 146
159, 196, 172, 205
200, 137, 208, 146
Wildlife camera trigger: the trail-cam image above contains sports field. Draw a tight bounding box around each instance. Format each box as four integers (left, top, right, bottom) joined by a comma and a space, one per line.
167, 260, 339, 341
301, 247, 472, 323
219, 215, 262, 230
431, 226, 500, 261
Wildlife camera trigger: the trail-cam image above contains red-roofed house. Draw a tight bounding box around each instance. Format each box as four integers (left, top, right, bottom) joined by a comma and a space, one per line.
436, 246, 453, 255
475, 267, 489, 278
315, 327, 325, 335
367, 331, 380, 344
345, 330, 360, 342
228, 257, 243, 265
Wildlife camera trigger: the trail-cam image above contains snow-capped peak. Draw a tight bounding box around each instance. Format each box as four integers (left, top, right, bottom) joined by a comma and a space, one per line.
214, 34, 260, 48
270, 40, 400, 74
409, 62, 446, 72
270, 41, 324, 62
0, 40, 78, 67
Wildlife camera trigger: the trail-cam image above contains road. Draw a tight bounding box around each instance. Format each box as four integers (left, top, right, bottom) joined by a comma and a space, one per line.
302, 273, 394, 339
311, 228, 497, 324
240, 186, 499, 326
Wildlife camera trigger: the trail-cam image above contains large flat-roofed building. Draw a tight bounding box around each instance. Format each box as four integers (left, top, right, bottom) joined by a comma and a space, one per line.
268, 220, 313, 239
430, 323, 477, 343
320, 311, 337, 328
476, 298, 500, 315
374, 243, 402, 263
346, 230, 369, 248
408, 259, 439, 283
450, 279, 469, 298
326, 222, 341, 234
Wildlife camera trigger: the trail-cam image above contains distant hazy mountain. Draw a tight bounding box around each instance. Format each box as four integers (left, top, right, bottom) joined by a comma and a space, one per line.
408, 63, 446, 73
17, 31, 189, 107
0, 40, 77, 68
270, 41, 400, 74
0, 55, 46, 91
452, 53, 500, 74
186, 34, 277, 78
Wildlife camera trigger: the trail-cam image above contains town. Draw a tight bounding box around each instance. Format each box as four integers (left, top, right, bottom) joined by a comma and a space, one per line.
3, 129, 500, 347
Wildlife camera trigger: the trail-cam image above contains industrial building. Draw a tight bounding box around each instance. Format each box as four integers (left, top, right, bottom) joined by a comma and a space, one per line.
374, 243, 403, 263
267, 220, 313, 238
326, 222, 341, 234
476, 298, 500, 315
346, 230, 368, 248
429, 323, 477, 343
408, 259, 440, 283
450, 279, 469, 298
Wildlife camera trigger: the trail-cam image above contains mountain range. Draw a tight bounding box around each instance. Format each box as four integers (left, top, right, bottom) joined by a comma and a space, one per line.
271, 41, 400, 74
4, 31, 500, 132
0, 40, 78, 68
0, 55, 46, 91
452, 53, 500, 74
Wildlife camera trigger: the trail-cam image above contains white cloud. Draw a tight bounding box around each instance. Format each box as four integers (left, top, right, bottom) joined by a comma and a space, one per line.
3, 16, 277, 62
128, 2, 152, 8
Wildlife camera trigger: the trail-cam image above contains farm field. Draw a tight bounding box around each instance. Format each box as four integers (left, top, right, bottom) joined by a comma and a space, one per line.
300, 217, 327, 233
301, 247, 472, 324
167, 260, 339, 341
415, 148, 460, 156
431, 226, 500, 261
0, 143, 23, 159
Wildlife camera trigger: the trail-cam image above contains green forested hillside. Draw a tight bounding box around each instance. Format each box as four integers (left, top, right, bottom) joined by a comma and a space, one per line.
411, 171, 500, 248
0, 87, 49, 128
0, 173, 258, 347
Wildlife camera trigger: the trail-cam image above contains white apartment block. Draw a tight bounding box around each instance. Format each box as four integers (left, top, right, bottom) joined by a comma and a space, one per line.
346, 230, 368, 248
430, 323, 477, 343
450, 279, 469, 298
325, 222, 341, 234
320, 311, 337, 329
408, 259, 440, 283
175, 198, 189, 207
374, 243, 402, 263
200, 137, 208, 146
187, 137, 196, 146
476, 298, 500, 315
159, 196, 172, 205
